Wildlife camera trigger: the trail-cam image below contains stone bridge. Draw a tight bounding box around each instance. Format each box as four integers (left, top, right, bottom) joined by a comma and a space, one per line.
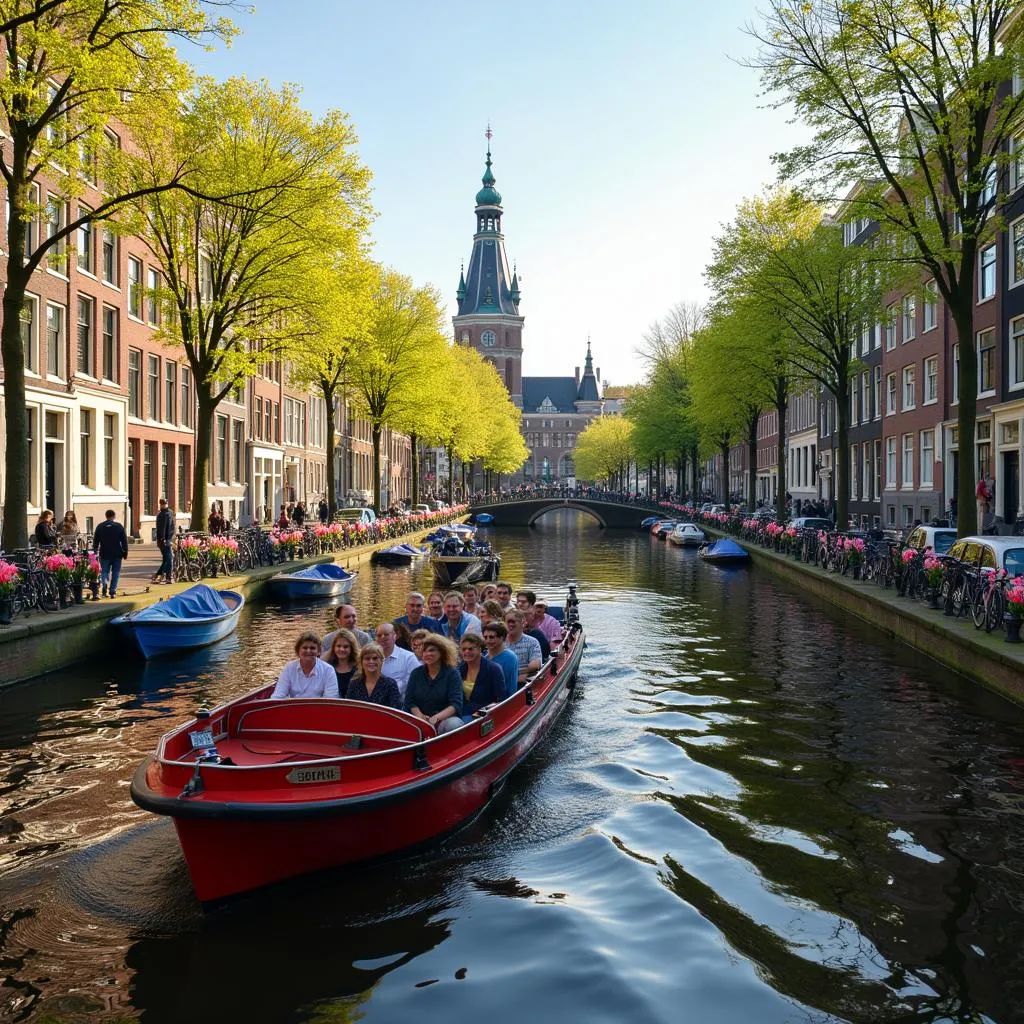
467, 496, 666, 529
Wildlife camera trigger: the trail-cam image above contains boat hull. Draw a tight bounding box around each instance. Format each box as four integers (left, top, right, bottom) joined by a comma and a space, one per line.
115, 592, 244, 659
269, 575, 354, 599
429, 554, 501, 587
132, 625, 583, 903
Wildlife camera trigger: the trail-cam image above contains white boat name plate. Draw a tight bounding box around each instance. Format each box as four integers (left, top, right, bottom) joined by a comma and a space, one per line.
286, 765, 341, 784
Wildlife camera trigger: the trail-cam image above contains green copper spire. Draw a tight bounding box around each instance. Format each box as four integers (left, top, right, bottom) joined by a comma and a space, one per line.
475, 145, 502, 207
510, 268, 520, 302
456, 265, 466, 301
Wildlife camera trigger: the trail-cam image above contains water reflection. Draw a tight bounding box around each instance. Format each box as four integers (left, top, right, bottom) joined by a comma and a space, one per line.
1, 510, 1023, 1022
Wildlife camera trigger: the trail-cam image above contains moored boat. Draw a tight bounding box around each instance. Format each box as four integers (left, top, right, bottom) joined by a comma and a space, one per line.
269, 563, 357, 599
699, 538, 751, 565
668, 522, 707, 547
371, 543, 428, 567
112, 584, 244, 659
130, 586, 585, 903
429, 551, 501, 587
472, 512, 494, 525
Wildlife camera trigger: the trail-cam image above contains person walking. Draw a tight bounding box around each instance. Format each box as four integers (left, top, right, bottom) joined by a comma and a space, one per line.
152, 498, 175, 584
93, 509, 129, 598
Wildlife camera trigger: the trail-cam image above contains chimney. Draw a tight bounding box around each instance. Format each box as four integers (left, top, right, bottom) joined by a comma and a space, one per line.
575, 366, 580, 386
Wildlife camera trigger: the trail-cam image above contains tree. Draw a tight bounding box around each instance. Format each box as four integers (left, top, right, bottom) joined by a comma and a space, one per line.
289, 252, 375, 517
706, 190, 881, 529
751, 0, 1024, 534
574, 415, 634, 486
636, 300, 707, 365
0, 0, 234, 549
346, 269, 447, 512
127, 77, 372, 529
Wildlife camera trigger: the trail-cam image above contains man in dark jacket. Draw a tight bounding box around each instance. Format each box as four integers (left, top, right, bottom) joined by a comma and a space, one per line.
153, 498, 175, 584
93, 509, 129, 598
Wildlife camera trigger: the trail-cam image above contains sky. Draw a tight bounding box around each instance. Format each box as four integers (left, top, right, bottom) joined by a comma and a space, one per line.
190, 0, 807, 389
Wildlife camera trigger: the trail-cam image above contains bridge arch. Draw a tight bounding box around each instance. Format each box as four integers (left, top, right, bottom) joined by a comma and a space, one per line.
526, 501, 606, 528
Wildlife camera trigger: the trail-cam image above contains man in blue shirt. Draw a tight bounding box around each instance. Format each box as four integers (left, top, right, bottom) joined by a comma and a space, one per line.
438, 591, 482, 641
481, 622, 520, 698
393, 591, 441, 634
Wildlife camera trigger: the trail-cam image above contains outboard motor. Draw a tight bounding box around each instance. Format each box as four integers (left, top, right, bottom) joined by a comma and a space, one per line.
565, 582, 579, 626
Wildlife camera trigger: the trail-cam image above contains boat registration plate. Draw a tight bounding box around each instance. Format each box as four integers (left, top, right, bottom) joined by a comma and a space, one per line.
286, 765, 341, 784
189, 730, 215, 750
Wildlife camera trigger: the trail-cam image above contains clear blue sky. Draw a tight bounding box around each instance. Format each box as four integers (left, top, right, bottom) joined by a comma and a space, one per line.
191, 0, 804, 388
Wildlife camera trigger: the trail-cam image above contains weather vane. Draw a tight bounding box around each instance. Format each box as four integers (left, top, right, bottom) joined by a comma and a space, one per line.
485, 122, 492, 143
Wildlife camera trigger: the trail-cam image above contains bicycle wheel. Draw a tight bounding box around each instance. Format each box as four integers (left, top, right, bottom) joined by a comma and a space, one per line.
234, 543, 253, 572
971, 589, 987, 629
185, 556, 202, 582
38, 574, 59, 612
986, 589, 1005, 633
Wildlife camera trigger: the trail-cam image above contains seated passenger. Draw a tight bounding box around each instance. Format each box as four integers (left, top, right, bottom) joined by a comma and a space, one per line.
394, 591, 441, 634
345, 643, 402, 709
427, 590, 445, 619
495, 581, 515, 610
530, 599, 564, 646
323, 628, 360, 694
438, 591, 482, 640
271, 632, 340, 699
321, 603, 372, 657
479, 599, 505, 628
479, 583, 498, 603
481, 621, 519, 698
462, 585, 480, 617
504, 608, 542, 686
404, 635, 464, 733
410, 628, 431, 661
458, 633, 507, 720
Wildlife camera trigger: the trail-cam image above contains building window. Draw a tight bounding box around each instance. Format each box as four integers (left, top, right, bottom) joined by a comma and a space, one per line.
177, 446, 188, 512
1011, 138, 1024, 192
103, 413, 115, 487
1011, 316, 1024, 389
923, 355, 938, 404
902, 295, 916, 341
216, 415, 228, 482
902, 365, 916, 410
143, 441, 155, 515
873, 439, 881, 499
181, 366, 192, 427
45, 303, 63, 377
20, 296, 37, 373
232, 420, 243, 482
850, 378, 858, 426
902, 433, 914, 488
77, 207, 93, 274
80, 408, 92, 486
146, 267, 159, 324
873, 365, 881, 420
165, 361, 177, 424
850, 446, 858, 500
921, 429, 934, 487
147, 354, 160, 420
161, 443, 171, 503
923, 280, 938, 330
979, 244, 996, 300
128, 348, 142, 417
887, 504, 897, 526
886, 437, 896, 487
101, 306, 117, 381
101, 228, 117, 284
480, 329, 497, 347
903, 504, 914, 527
127, 257, 142, 317
76, 295, 93, 375
45, 195, 66, 260
860, 371, 869, 422
978, 329, 995, 394
1012, 218, 1024, 287
885, 304, 896, 350
952, 343, 960, 404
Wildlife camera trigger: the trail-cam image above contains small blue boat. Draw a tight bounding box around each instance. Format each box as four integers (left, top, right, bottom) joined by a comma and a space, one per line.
371, 543, 428, 567
640, 516, 661, 530
699, 538, 751, 565
112, 584, 244, 659
473, 512, 495, 525
270, 563, 357, 599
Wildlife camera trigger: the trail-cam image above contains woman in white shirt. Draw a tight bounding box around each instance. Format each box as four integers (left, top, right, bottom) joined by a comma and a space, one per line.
271, 632, 340, 699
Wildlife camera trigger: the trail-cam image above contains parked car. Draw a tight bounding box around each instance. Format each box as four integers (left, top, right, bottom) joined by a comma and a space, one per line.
905, 524, 958, 555
788, 517, 834, 532
946, 536, 1024, 576
335, 507, 377, 525
412, 504, 431, 514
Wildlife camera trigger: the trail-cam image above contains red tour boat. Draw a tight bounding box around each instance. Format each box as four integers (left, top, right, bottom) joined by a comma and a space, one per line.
130, 586, 585, 903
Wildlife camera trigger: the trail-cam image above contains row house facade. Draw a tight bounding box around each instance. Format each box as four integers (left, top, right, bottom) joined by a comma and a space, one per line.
0, 152, 412, 540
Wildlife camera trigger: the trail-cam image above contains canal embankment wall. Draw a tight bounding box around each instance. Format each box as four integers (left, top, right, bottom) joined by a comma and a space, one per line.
0, 529, 441, 689
704, 528, 1024, 706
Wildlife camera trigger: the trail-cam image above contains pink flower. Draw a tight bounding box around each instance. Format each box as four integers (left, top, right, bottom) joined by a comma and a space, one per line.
901, 549, 916, 564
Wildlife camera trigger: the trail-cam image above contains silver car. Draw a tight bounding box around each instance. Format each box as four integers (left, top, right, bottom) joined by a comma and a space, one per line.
947, 536, 1024, 576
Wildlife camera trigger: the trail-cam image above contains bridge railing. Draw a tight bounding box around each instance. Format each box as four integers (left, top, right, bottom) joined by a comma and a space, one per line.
467, 489, 668, 510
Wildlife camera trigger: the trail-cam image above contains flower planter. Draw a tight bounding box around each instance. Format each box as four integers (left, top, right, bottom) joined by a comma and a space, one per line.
852, 564, 861, 581
71, 581, 84, 605
0, 597, 13, 625
59, 587, 74, 609
1004, 613, 1022, 644
928, 590, 941, 609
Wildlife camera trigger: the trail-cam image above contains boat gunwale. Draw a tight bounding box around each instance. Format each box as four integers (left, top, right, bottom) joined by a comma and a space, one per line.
130, 626, 584, 820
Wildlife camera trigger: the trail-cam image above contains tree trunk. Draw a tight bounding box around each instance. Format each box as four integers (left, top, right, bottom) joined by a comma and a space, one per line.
747, 411, 759, 515
371, 424, 382, 513
690, 443, 699, 501
447, 445, 455, 503
410, 433, 420, 508
775, 391, 788, 525
952, 302, 979, 537
834, 388, 849, 532
1, 147, 32, 551
720, 441, 730, 508
191, 382, 215, 532
323, 383, 338, 517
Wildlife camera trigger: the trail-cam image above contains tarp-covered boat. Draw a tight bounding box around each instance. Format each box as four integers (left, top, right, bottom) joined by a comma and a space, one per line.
371, 543, 428, 567
269, 563, 357, 600
699, 538, 751, 565
429, 550, 501, 587
130, 586, 585, 903
472, 512, 494, 525
112, 585, 244, 659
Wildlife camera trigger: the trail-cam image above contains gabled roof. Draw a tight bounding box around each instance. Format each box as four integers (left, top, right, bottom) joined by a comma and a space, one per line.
522, 377, 580, 413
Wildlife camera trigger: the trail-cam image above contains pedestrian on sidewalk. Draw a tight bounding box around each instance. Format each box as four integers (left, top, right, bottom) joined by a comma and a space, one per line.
152, 498, 175, 583
93, 509, 129, 598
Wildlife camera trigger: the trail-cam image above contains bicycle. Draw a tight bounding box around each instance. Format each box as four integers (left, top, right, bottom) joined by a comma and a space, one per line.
971, 568, 1006, 633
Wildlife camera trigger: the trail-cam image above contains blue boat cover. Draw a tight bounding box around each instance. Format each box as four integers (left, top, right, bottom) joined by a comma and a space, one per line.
640, 516, 660, 528
133, 584, 230, 621
286, 564, 353, 580
379, 543, 422, 555
474, 513, 494, 524
704, 539, 749, 559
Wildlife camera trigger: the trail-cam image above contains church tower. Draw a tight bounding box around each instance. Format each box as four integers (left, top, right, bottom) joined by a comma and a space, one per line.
453, 134, 524, 408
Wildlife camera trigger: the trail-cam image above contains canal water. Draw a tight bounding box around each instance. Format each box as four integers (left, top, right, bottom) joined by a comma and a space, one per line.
2, 510, 1024, 1023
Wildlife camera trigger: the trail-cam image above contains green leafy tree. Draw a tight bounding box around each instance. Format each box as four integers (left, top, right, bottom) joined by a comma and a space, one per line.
574, 415, 634, 486
0, 0, 234, 548
751, 0, 1024, 534
127, 77, 372, 529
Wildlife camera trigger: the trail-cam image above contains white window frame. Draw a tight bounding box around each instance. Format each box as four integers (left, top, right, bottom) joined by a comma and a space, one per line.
885, 304, 897, 350
886, 372, 897, 415
21, 293, 39, 376
873, 365, 881, 420
902, 295, 916, 341
902, 365, 916, 411
45, 301, 65, 379
978, 328, 996, 397
923, 280, 938, 331
886, 436, 897, 488
978, 244, 996, 302
920, 429, 934, 488
1011, 315, 1024, 391
902, 433, 915, 489
923, 355, 938, 405
951, 343, 960, 406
